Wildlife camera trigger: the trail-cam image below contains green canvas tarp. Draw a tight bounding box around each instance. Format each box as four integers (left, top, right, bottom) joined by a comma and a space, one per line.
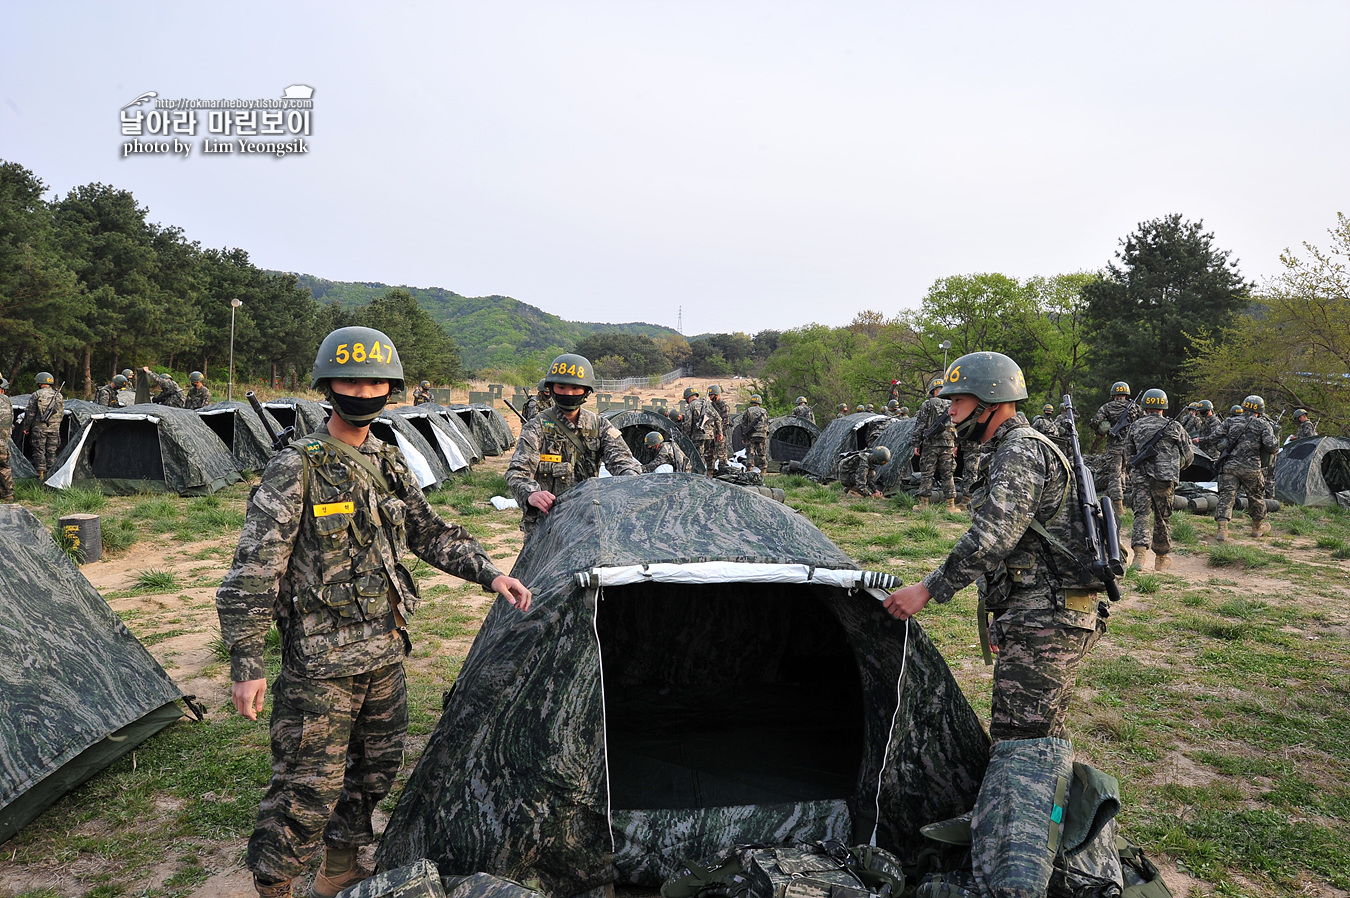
378, 475, 989, 896
7, 438, 38, 480
44, 404, 242, 495
1274, 435, 1350, 506
198, 400, 285, 473
0, 505, 191, 844
602, 408, 708, 474
872, 417, 920, 493
797, 413, 893, 481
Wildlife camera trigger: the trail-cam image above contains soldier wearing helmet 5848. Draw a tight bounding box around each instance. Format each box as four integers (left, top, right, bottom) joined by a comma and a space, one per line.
216, 325, 531, 898
506, 353, 640, 537
884, 351, 1108, 747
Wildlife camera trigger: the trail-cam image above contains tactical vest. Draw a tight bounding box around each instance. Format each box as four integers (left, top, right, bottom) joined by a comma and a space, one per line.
687, 398, 717, 439
31, 389, 62, 428
286, 434, 420, 666
532, 407, 604, 498
0, 395, 12, 434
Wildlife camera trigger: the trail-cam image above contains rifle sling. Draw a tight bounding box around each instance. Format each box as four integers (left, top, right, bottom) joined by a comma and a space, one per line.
302, 433, 395, 495
544, 407, 600, 474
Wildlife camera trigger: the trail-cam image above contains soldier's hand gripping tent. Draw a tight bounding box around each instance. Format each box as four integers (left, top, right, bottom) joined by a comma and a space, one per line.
311, 325, 406, 426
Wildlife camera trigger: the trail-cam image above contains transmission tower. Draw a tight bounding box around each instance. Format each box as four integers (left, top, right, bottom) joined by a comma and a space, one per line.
677, 306, 683, 335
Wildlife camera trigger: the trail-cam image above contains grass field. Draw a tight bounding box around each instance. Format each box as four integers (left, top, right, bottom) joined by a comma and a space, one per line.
2, 469, 1348, 897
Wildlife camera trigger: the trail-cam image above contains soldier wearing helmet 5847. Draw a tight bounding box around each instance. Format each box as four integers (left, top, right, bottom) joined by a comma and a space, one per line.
506, 353, 641, 537
216, 325, 531, 898
885, 351, 1108, 748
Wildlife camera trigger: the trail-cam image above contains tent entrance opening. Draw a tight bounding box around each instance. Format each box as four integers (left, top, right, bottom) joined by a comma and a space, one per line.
89, 420, 165, 480
199, 413, 236, 451
597, 583, 864, 810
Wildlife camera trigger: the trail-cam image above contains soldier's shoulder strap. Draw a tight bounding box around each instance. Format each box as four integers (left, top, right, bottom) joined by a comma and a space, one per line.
1003, 426, 1076, 557
291, 432, 395, 495
544, 406, 600, 463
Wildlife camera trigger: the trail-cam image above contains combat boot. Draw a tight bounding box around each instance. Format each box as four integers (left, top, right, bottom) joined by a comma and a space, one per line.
1129, 548, 1146, 571
945, 497, 957, 512
1215, 521, 1229, 543
1154, 553, 1172, 571
915, 496, 930, 511
1251, 519, 1271, 538
311, 847, 371, 898
255, 876, 297, 898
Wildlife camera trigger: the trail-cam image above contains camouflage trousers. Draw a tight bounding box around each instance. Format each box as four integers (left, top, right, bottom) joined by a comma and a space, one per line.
745, 436, 767, 471
715, 433, 729, 467
0, 438, 12, 500
988, 617, 1104, 743
1129, 476, 1175, 555
28, 424, 60, 473
1100, 442, 1127, 503
248, 663, 408, 883
694, 437, 717, 474
1263, 459, 1276, 500
1216, 467, 1266, 524
918, 445, 956, 500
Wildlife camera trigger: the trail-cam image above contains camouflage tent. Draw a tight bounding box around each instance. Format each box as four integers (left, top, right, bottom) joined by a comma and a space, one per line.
1274, 436, 1350, 506
872, 417, 919, 493
262, 396, 329, 436
389, 405, 473, 474
197, 400, 284, 473
367, 412, 451, 490
797, 413, 892, 481
730, 415, 821, 465
0, 505, 191, 844
446, 405, 513, 456
12, 396, 99, 461
44, 404, 242, 496
7, 438, 38, 481
602, 408, 708, 474
423, 404, 486, 466
379, 475, 989, 895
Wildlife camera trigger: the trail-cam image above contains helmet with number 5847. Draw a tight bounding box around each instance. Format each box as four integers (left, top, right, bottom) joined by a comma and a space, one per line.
311, 326, 405, 392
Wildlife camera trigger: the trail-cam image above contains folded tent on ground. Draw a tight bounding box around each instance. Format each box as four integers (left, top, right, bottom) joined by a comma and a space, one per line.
377, 474, 990, 895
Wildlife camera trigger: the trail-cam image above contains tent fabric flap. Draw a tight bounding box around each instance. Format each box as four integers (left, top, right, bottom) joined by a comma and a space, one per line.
576, 562, 898, 592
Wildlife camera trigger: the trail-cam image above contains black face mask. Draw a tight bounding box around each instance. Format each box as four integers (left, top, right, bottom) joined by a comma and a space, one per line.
326, 388, 389, 426
551, 389, 588, 411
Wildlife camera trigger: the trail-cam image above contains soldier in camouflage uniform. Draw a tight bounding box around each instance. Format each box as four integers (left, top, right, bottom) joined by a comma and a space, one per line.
1087, 381, 1142, 516
911, 377, 956, 511
1122, 389, 1193, 571
1214, 394, 1278, 542
834, 402, 850, 421
216, 326, 531, 898
741, 394, 770, 470
142, 366, 185, 407
708, 385, 731, 469
640, 431, 688, 473
885, 352, 1107, 743
1293, 409, 1316, 440
898, 406, 910, 419
94, 374, 126, 407
681, 387, 721, 474
25, 372, 64, 479
506, 353, 641, 537
522, 380, 548, 421
885, 399, 900, 418
411, 381, 432, 405
839, 445, 890, 498
185, 371, 211, 409
791, 396, 815, 425
1031, 403, 1058, 439
1179, 402, 1201, 438
1191, 400, 1224, 455
0, 376, 13, 501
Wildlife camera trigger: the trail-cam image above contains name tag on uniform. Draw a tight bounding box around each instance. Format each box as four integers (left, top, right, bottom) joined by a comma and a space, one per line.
539, 453, 563, 463
312, 501, 354, 517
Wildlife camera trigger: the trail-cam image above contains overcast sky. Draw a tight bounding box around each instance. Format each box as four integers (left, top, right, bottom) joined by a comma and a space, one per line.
2, 1, 1346, 337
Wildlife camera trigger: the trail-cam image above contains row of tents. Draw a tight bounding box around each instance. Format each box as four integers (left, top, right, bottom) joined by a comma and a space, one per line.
7, 398, 516, 496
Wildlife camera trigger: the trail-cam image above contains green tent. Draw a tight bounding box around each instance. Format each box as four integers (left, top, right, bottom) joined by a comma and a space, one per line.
0, 505, 194, 844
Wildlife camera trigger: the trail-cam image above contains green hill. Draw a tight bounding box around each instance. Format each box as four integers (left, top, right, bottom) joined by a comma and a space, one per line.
288, 274, 681, 372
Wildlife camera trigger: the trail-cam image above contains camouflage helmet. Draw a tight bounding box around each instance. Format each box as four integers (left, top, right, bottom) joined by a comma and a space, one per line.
189, 371, 204, 383
866, 403, 875, 412
887, 399, 899, 410
644, 431, 664, 448
837, 403, 849, 413
545, 353, 594, 389
749, 394, 762, 404
795, 396, 807, 405
1197, 399, 1214, 412
121, 368, 133, 380
683, 387, 698, 401
899, 406, 909, 415
0, 375, 8, 392
868, 446, 891, 466
1230, 404, 1243, 416
311, 325, 405, 391
1294, 408, 1309, 419
113, 374, 128, 388
938, 351, 1028, 403
420, 380, 431, 389
1042, 403, 1054, 415
1111, 381, 1131, 397
929, 377, 945, 394
35, 371, 55, 386
1141, 388, 1168, 411
1243, 394, 1265, 414
708, 384, 722, 396
854, 404, 866, 412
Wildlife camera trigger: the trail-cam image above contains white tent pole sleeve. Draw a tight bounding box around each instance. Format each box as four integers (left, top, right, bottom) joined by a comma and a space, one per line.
871, 618, 910, 847
591, 584, 617, 856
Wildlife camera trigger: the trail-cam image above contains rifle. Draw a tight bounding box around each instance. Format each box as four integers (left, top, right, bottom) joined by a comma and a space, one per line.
247, 391, 294, 452
1061, 395, 1123, 603
501, 397, 528, 425
1128, 409, 1184, 468
1106, 394, 1141, 438
920, 410, 952, 443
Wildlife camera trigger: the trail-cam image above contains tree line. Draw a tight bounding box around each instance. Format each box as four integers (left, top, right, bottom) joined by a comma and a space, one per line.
0, 159, 462, 395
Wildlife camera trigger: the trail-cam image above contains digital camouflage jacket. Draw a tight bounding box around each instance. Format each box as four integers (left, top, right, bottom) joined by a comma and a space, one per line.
641, 440, 688, 473
1218, 414, 1277, 473
1123, 414, 1194, 482
216, 425, 505, 682
741, 404, 769, 438
1088, 397, 1141, 447
185, 383, 211, 409
94, 383, 120, 407
913, 396, 955, 449
149, 372, 185, 407
25, 388, 63, 431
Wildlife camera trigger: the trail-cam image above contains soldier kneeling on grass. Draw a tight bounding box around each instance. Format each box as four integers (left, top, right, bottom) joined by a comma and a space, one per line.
839, 445, 890, 498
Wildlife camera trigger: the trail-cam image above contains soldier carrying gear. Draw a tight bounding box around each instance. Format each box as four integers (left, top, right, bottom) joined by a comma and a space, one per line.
838, 445, 890, 497
742, 393, 770, 470
95, 374, 124, 408
411, 380, 433, 405
681, 382, 722, 473
791, 396, 815, 425
1088, 380, 1143, 518
1294, 409, 1316, 440
1123, 389, 1193, 571
185, 371, 211, 410
506, 353, 641, 535
911, 374, 957, 511
26, 372, 64, 480
217, 325, 532, 898
884, 350, 1108, 749
1032, 403, 1059, 440
0, 374, 13, 500
1213, 393, 1278, 542
641, 429, 688, 473
141, 366, 186, 408
708, 385, 731, 468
